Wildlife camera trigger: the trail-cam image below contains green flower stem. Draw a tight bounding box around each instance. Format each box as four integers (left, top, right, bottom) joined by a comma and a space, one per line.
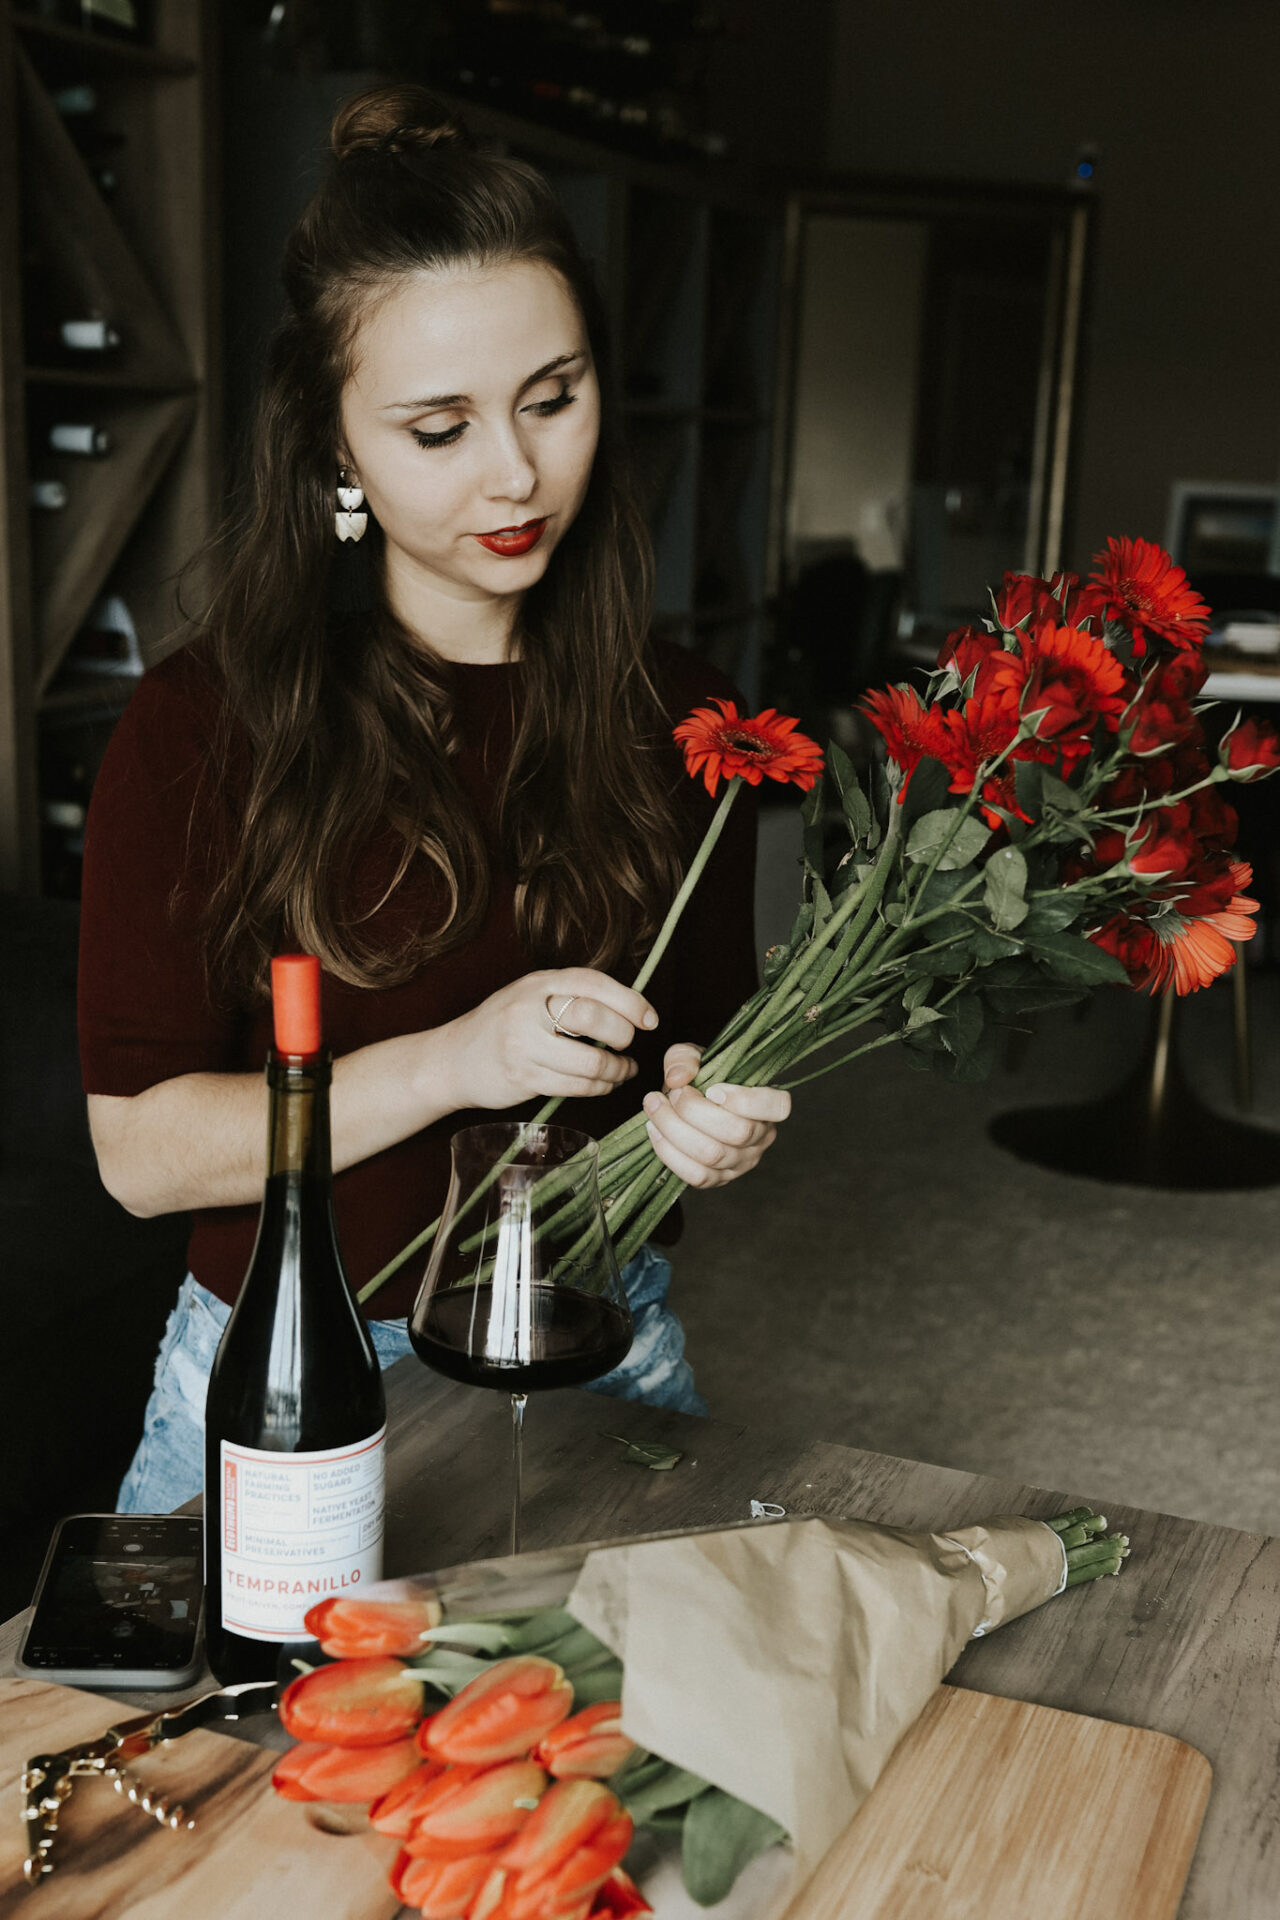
1045, 1505, 1098, 1533
358, 779, 746, 1305
780, 1026, 900, 1090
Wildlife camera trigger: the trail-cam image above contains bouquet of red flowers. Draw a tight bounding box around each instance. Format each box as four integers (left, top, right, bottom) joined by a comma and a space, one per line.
364, 536, 1280, 1298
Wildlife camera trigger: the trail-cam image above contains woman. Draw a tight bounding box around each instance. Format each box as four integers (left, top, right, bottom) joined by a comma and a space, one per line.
77, 83, 789, 1513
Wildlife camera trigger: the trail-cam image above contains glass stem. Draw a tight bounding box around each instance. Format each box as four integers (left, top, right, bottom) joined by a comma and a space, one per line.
510, 1392, 528, 1556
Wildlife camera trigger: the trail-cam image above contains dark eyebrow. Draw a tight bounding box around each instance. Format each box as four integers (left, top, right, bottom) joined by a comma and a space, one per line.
381, 351, 584, 415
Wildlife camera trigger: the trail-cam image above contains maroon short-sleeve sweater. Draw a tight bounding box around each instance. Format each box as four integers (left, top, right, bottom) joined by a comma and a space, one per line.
77, 637, 759, 1318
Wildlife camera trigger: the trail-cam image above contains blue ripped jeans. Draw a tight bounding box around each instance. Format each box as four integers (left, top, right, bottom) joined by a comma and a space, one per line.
116, 1243, 704, 1514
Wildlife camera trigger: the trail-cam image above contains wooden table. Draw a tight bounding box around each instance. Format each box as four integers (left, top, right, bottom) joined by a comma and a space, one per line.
5, 1357, 1280, 1916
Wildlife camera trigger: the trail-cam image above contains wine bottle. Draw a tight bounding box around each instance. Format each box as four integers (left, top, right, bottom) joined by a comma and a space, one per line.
49, 423, 111, 455
203, 954, 387, 1686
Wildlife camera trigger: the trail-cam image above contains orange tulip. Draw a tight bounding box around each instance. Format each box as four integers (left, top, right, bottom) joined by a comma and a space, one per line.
403, 1759, 547, 1860
533, 1703, 636, 1780
497, 1780, 634, 1920
279, 1657, 425, 1748
305, 1595, 442, 1659
271, 1736, 421, 1803
391, 1847, 497, 1919
368, 1759, 451, 1837
422, 1656, 573, 1766
591, 1868, 653, 1917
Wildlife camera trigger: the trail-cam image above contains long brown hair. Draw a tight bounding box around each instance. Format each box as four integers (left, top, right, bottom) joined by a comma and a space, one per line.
200, 83, 684, 997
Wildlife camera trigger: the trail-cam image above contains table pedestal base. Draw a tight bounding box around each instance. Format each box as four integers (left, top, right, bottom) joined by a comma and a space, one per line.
988, 988, 1280, 1190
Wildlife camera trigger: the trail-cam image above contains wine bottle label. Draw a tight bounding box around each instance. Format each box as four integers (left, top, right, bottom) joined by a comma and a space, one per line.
218, 1427, 386, 1642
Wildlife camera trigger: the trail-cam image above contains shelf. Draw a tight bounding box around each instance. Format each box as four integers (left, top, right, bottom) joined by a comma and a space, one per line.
31, 385, 195, 689
26, 362, 196, 391
11, 12, 195, 77
39, 667, 139, 712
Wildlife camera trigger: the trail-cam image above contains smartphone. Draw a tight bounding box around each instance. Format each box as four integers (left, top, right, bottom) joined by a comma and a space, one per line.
16, 1514, 204, 1689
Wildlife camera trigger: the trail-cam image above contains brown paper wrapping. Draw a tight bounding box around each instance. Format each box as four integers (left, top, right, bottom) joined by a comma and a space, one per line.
568, 1514, 1066, 1911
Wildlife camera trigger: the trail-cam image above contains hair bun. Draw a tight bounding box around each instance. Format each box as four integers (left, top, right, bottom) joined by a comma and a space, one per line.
330, 84, 473, 163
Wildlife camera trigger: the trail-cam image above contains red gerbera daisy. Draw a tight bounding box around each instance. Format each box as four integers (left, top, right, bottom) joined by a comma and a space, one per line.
1087, 536, 1211, 652
1093, 860, 1258, 994
860, 684, 948, 798
673, 698, 824, 797
999, 622, 1130, 758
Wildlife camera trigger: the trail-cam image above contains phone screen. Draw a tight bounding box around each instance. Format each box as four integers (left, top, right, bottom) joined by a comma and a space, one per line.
20, 1515, 203, 1678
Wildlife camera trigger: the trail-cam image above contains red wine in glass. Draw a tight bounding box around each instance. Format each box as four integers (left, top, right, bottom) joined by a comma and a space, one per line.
408, 1122, 633, 1551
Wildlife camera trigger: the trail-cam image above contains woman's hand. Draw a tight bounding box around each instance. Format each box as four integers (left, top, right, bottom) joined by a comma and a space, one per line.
442, 968, 659, 1110
641, 1043, 791, 1189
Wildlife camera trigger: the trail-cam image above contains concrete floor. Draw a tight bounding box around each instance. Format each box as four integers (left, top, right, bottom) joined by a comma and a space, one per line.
671, 801, 1280, 1538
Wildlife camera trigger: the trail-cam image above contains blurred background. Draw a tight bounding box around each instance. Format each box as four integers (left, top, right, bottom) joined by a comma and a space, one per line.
3, 1, 1280, 1611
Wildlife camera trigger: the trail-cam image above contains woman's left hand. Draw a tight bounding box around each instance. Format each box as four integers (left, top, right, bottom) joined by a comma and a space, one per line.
641, 1043, 791, 1189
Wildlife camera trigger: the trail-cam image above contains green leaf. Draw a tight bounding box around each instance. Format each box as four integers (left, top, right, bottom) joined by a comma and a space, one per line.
905, 1003, 944, 1032
902, 976, 932, 1011
1020, 894, 1084, 937
969, 928, 1025, 964
913, 866, 974, 915
983, 844, 1029, 931
899, 755, 950, 824
810, 874, 833, 925
801, 782, 825, 878
1040, 770, 1087, 815
832, 853, 873, 898
603, 1432, 684, 1471
904, 946, 973, 978
827, 742, 873, 843
906, 809, 991, 870
762, 943, 790, 984
681, 1789, 789, 1907
1032, 930, 1130, 987
938, 992, 984, 1060
937, 1021, 1000, 1082
787, 900, 814, 949
620, 1764, 714, 1825
1013, 757, 1045, 817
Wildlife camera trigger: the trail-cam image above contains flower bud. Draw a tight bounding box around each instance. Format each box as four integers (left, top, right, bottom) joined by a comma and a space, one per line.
368, 1758, 450, 1837
279, 1657, 425, 1748
1221, 715, 1280, 781
404, 1759, 547, 1859
272, 1736, 420, 1803
592, 1868, 654, 1917
533, 1703, 636, 1780
304, 1595, 442, 1659
500, 1786, 634, 1920
422, 1656, 573, 1766
391, 1846, 497, 1919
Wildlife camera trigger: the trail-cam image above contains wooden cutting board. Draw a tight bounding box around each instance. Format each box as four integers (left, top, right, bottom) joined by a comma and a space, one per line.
0, 1677, 1209, 1919
0, 1677, 402, 1920
782, 1683, 1211, 1920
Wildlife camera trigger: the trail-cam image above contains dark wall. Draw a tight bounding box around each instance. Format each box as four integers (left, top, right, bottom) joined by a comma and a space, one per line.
825, 1, 1280, 566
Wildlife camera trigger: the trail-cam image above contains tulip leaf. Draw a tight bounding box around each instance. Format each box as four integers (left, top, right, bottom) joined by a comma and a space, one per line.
983, 844, 1029, 931
502, 1608, 581, 1653
404, 1648, 493, 1691
418, 1621, 519, 1655
619, 1763, 714, 1825
566, 1661, 626, 1706
681, 1788, 789, 1906
906, 809, 991, 870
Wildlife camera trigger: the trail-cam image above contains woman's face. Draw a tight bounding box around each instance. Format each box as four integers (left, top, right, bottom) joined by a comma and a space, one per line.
339, 257, 601, 643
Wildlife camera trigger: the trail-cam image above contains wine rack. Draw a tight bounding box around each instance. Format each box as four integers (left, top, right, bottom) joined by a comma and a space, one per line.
0, 0, 218, 895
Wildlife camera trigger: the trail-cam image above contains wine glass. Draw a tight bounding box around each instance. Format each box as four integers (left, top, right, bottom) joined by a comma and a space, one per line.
408, 1122, 634, 1554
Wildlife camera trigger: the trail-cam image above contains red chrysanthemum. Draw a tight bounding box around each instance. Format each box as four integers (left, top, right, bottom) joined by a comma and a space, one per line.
1087, 536, 1211, 652
673, 698, 824, 797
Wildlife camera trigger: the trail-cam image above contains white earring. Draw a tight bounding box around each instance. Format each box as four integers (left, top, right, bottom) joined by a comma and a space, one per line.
335, 470, 368, 543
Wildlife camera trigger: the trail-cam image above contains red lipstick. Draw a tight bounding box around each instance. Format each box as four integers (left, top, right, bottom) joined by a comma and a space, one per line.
474, 518, 547, 556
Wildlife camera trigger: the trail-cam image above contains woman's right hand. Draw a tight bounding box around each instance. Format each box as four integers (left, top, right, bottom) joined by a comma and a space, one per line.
442, 968, 659, 1111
